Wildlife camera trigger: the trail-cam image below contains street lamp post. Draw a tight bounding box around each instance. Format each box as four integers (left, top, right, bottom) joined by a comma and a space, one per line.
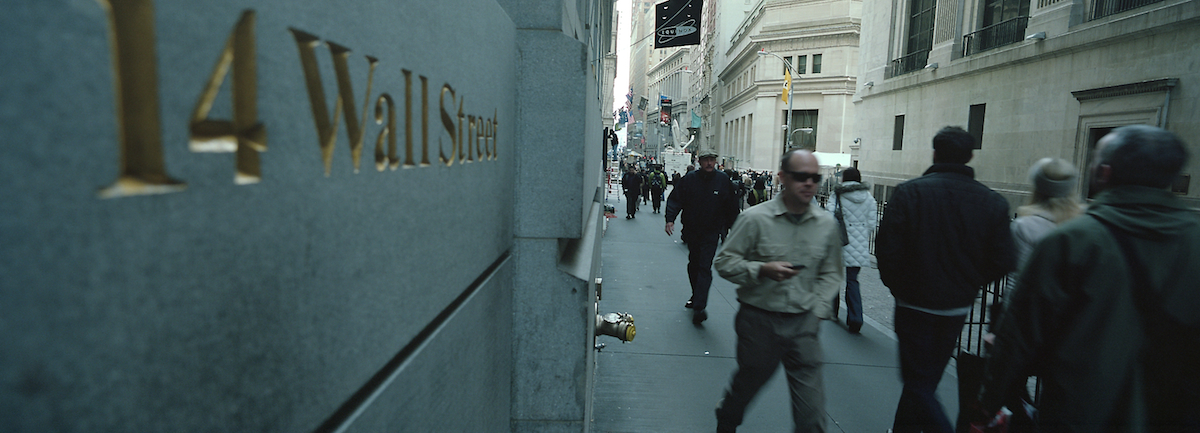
758, 49, 798, 154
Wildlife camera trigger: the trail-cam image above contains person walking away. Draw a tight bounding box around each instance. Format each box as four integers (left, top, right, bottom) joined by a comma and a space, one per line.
648, 167, 667, 213
832, 167, 876, 334
876, 126, 1016, 433
1004, 157, 1086, 294
728, 169, 747, 210
665, 150, 740, 325
712, 150, 844, 433
977, 125, 1200, 432
641, 168, 651, 206
621, 167, 642, 219
747, 177, 768, 207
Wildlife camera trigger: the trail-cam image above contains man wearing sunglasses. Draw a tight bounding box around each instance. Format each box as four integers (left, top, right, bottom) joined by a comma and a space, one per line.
665, 149, 741, 325
712, 150, 845, 433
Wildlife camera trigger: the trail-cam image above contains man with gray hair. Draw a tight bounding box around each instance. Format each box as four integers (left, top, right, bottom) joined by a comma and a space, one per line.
978, 125, 1200, 432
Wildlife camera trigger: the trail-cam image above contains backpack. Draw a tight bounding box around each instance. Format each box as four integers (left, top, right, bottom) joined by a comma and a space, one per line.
650, 173, 665, 189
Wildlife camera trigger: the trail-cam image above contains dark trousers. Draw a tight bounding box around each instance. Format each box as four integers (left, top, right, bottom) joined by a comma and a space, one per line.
624, 192, 638, 216
892, 306, 965, 433
685, 233, 719, 310
845, 267, 863, 325
651, 188, 664, 211
716, 305, 826, 433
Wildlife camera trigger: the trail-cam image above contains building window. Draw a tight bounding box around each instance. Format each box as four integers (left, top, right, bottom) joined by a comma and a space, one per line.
782, 110, 818, 151
964, 0, 1029, 56
1092, 0, 1163, 20
797, 55, 807, 74
893, 115, 905, 150
889, 0, 935, 77
968, 104, 986, 149
812, 54, 822, 73
783, 56, 792, 75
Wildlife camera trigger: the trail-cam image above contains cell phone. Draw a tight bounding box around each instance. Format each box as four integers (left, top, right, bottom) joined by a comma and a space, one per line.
788, 263, 805, 270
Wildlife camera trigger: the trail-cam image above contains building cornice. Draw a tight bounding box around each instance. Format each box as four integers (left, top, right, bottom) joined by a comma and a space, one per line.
1071, 78, 1179, 101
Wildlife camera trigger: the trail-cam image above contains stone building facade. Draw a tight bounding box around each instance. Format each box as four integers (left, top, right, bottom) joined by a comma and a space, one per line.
855, 0, 1199, 208
712, 0, 863, 172
0, 1, 616, 432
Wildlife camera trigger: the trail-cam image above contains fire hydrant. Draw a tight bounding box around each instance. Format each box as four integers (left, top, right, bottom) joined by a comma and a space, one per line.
595, 312, 636, 342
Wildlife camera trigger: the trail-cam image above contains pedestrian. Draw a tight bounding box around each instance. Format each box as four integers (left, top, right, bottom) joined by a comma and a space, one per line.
712, 150, 844, 433
747, 177, 768, 206
665, 149, 740, 325
1005, 157, 1086, 295
875, 126, 1016, 433
648, 166, 668, 213
621, 166, 642, 219
976, 125, 1200, 432
727, 169, 747, 210
671, 170, 681, 186
641, 168, 651, 206
832, 167, 876, 334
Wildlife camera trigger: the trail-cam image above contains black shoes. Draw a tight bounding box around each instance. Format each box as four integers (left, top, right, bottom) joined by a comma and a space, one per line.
848, 321, 863, 334
692, 309, 707, 325
684, 299, 694, 309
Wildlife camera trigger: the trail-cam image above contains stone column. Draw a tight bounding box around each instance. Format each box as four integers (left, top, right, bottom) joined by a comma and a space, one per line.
497, 1, 607, 432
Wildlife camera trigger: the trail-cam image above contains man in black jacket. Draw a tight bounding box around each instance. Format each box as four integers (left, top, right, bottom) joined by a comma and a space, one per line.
621, 167, 643, 219
876, 126, 1015, 433
665, 150, 741, 325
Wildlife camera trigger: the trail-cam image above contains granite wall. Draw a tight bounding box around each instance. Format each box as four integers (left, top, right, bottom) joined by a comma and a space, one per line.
1, 0, 609, 431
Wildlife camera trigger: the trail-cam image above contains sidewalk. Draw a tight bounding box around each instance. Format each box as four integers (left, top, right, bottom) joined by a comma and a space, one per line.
592, 190, 959, 432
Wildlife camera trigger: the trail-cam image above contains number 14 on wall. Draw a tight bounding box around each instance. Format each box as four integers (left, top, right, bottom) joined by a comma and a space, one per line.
97, 0, 265, 199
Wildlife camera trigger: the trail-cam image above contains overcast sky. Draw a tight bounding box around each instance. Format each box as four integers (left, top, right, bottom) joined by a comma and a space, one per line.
612, 0, 631, 148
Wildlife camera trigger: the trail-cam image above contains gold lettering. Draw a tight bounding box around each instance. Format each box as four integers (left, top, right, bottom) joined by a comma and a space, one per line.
491, 109, 498, 160
331, 48, 377, 173
438, 84, 457, 166
457, 98, 466, 163
373, 94, 397, 171
467, 115, 477, 162
288, 29, 377, 175
420, 74, 431, 166
484, 117, 493, 160
97, 0, 186, 198
189, 10, 266, 185
289, 29, 338, 175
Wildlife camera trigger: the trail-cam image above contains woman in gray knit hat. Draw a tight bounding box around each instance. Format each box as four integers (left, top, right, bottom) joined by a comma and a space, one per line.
1006, 157, 1087, 293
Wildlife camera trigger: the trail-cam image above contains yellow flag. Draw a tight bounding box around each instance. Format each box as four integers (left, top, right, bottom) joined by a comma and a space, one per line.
782, 72, 792, 104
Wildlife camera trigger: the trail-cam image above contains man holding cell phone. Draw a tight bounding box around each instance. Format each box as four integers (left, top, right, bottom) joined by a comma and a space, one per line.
712, 149, 845, 433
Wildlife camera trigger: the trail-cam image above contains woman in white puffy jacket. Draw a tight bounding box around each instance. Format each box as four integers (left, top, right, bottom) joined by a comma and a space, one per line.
833, 168, 877, 334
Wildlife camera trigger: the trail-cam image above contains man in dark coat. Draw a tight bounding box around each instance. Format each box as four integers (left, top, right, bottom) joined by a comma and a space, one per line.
665, 150, 741, 325
876, 126, 1016, 433
978, 125, 1200, 432
621, 167, 642, 219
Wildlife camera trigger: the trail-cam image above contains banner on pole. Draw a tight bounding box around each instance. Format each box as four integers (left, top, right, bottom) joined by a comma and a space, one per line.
655, 0, 701, 48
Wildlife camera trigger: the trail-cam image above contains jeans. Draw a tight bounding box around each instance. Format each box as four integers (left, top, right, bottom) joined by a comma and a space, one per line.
685, 232, 719, 311
892, 306, 965, 433
845, 267, 863, 325
716, 304, 826, 433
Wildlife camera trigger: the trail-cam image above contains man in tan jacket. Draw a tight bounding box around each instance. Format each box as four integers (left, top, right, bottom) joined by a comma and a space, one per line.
713, 150, 844, 433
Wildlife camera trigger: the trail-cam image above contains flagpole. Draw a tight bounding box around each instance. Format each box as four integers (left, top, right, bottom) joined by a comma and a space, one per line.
758, 49, 797, 154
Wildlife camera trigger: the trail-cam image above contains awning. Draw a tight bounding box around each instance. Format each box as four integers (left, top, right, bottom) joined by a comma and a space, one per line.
813, 152, 852, 168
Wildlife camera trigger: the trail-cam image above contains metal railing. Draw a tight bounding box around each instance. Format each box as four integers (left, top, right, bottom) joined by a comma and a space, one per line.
962, 16, 1030, 56
887, 49, 931, 78
1092, 0, 1164, 19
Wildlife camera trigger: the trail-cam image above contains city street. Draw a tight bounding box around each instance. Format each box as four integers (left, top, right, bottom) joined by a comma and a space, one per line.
592, 186, 959, 432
